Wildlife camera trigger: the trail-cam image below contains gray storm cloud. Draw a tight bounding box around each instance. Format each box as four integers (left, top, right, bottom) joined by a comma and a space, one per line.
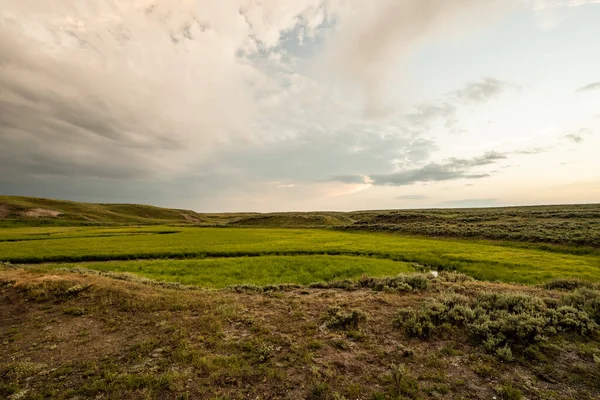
0, 0, 513, 183
1, 0, 578, 210
333, 151, 507, 187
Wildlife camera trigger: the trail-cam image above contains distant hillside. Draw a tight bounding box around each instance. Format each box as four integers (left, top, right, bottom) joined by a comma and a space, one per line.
229, 213, 357, 227
2, 196, 599, 246
0, 196, 226, 226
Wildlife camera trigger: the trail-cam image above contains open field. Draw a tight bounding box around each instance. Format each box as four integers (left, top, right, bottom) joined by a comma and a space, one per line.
2, 197, 600, 399
1, 226, 600, 285
32, 256, 415, 288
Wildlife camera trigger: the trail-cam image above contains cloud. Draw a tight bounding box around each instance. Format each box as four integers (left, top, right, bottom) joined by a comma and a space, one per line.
0, 0, 341, 182
405, 78, 514, 133
333, 151, 506, 187
1, 0, 592, 211
441, 198, 498, 207
565, 134, 584, 143
319, 0, 511, 116
532, 0, 600, 29
396, 195, 428, 200
535, 0, 600, 9
0, 1, 515, 188
452, 78, 513, 102
564, 128, 593, 143
576, 82, 600, 92
514, 147, 548, 155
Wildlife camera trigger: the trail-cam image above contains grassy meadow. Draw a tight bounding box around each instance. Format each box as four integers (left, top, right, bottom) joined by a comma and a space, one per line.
2, 196, 599, 247
37, 256, 415, 288
1, 226, 600, 285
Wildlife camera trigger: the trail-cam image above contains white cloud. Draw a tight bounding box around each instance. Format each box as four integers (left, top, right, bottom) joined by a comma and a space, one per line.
1, 0, 598, 210
1, 0, 513, 182
317, 0, 511, 117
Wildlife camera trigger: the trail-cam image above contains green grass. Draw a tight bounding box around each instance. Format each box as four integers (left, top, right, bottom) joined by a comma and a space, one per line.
36, 256, 414, 288
2, 226, 600, 284
0, 195, 246, 226
3, 196, 599, 247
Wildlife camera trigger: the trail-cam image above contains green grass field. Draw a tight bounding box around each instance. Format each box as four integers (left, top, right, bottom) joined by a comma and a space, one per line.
3, 196, 599, 247
2, 225, 600, 285
38, 256, 414, 288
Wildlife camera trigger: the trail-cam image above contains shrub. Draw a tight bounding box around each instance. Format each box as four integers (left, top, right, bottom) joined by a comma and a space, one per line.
394, 291, 599, 360
497, 383, 523, 400
495, 345, 514, 362
324, 307, 366, 330
438, 271, 474, 283
395, 307, 435, 338
562, 288, 600, 324
308, 381, 330, 399
387, 364, 419, 399
63, 307, 85, 316
543, 279, 597, 291
359, 273, 431, 293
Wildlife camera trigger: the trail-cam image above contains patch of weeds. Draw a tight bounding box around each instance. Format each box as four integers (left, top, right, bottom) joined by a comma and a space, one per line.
385, 363, 419, 399
345, 330, 366, 341
127, 339, 159, 361
19, 280, 91, 302
497, 383, 523, 400
331, 339, 349, 351
396, 344, 415, 358
523, 344, 546, 362
542, 279, 598, 291
227, 284, 263, 294
0, 382, 19, 397
332, 393, 348, 400
308, 381, 330, 399
344, 383, 363, 398
307, 340, 323, 350
496, 345, 514, 363
239, 339, 275, 363
7, 327, 22, 342
324, 306, 366, 331
424, 383, 451, 396
359, 273, 431, 293
439, 344, 462, 356
473, 362, 494, 378
215, 302, 240, 319
63, 306, 85, 316
438, 271, 474, 283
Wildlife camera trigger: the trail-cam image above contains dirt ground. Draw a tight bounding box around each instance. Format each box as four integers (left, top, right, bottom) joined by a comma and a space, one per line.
1, 267, 599, 400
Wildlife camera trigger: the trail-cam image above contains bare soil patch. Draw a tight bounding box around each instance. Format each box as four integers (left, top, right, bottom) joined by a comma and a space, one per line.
22, 208, 62, 218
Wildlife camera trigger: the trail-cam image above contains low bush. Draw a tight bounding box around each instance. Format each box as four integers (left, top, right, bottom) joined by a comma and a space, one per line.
497, 383, 523, 400
324, 306, 366, 330
359, 273, 431, 292
562, 288, 600, 324
542, 279, 598, 291
394, 291, 599, 360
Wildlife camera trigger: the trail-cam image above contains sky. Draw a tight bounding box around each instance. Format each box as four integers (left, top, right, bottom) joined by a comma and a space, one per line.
0, 0, 599, 212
